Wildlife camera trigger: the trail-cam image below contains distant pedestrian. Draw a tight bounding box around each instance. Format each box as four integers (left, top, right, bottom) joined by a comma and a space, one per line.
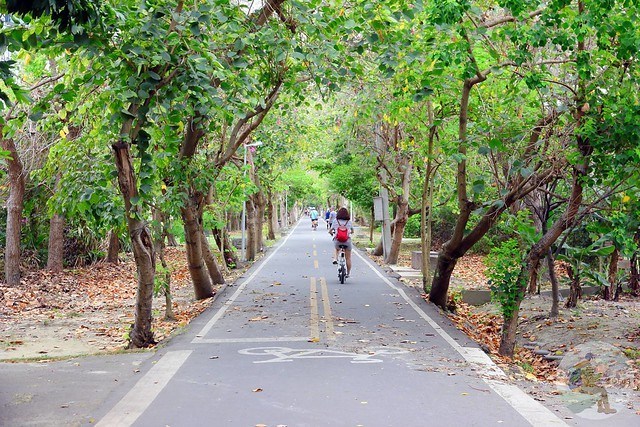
328, 207, 337, 229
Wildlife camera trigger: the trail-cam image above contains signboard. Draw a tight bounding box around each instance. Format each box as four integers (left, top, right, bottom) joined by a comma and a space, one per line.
373, 197, 384, 221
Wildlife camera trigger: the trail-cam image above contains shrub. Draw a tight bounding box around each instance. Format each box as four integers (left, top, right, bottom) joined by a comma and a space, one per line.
486, 238, 526, 321
404, 214, 421, 238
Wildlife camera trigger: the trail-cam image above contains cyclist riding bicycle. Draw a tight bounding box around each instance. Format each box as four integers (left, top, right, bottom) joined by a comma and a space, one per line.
309, 207, 319, 229
329, 207, 354, 277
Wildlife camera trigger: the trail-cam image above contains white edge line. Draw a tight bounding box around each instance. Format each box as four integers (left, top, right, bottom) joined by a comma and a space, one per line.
192, 220, 301, 342
193, 337, 309, 344
353, 249, 568, 427
95, 350, 192, 427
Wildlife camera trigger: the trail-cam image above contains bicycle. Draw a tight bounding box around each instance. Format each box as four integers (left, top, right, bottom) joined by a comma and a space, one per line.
337, 244, 348, 283
311, 219, 318, 230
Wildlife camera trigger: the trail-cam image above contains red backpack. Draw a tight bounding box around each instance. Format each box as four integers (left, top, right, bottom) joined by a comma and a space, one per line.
335, 220, 349, 242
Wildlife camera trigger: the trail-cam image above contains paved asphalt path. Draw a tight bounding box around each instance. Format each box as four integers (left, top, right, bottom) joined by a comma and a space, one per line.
94, 219, 567, 427
5, 219, 633, 426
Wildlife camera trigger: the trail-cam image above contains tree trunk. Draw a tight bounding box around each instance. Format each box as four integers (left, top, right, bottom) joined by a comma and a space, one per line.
112, 140, 156, 348
605, 247, 618, 301
47, 213, 65, 272
429, 253, 458, 305
422, 101, 436, 292
245, 197, 257, 261
2, 134, 25, 286
213, 227, 238, 269
369, 206, 375, 243
498, 306, 521, 357
200, 229, 224, 285
630, 251, 640, 296
267, 190, 277, 240
106, 229, 120, 264
181, 201, 215, 300
386, 198, 409, 264
166, 232, 179, 247
547, 249, 560, 318
255, 190, 266, 253
565, 265, 582, 308
280, 194, 287, 228
152, 209, 175, 321
429, 77, 480, 309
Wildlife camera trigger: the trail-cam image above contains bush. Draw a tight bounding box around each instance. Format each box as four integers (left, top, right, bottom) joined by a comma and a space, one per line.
486, 239, 526, 321
404, 214, 421, 238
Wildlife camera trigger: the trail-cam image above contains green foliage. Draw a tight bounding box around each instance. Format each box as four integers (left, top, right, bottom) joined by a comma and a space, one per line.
486, 239, 526, 321
404, 214, 421, 238
558, 238, 618, 291
327, 162, 377, 211
623, 348, 640, 360
153, 263, 171, 297
484, 211, 537, 320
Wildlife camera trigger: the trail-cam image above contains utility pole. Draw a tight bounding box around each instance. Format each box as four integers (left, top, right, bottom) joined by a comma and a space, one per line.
375, 124, 392, 261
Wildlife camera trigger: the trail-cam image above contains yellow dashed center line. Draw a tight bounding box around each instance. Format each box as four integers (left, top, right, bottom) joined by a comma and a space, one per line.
309, 277, 320, 341
320, 277, 335, 340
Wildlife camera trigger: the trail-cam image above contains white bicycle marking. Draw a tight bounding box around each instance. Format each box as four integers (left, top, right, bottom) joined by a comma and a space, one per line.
239, 346, 408, 364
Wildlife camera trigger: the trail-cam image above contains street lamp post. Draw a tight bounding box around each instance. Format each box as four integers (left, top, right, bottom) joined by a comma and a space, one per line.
241, 141, 263, 262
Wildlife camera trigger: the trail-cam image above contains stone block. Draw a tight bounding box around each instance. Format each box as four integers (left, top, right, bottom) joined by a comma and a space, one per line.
411, 251, 439, 270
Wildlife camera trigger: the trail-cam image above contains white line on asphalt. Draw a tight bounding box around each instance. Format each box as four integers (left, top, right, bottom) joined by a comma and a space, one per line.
194, 337, 310, 344
192, 220, 301, 343
95, 350, 192, 427
353, 249, 568, 427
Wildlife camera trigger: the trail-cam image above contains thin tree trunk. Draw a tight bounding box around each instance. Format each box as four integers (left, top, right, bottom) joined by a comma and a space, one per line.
166, 232, 179, 246
152, 209, 175, 321
267, 190, 277, 240
213, 227, 238, 269
255, 190, 266, 253
280, 194, 287, 228
565, 265, 582, 308
200, 230, 224, 285
181, 201, 215, 300
630, 251, 640, 296
422, 100, 436, 292
605, 247, 618, 301
548, 249, 560, 318
47, 213, 65, 272
106, 229, 120, 264
2, 134, 25, 286
369, 206, 375, 243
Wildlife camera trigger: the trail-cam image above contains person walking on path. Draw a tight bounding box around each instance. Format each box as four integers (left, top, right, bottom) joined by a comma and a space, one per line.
324, 208, 331, 229
328, 207, 337, 229
329, 207, 354, 277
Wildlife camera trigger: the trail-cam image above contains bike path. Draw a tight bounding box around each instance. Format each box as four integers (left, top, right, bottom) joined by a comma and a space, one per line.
93, 219, 567, 427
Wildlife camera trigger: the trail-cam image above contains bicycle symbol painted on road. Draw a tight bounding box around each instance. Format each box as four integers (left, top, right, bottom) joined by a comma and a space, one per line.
238, 346, 408, 364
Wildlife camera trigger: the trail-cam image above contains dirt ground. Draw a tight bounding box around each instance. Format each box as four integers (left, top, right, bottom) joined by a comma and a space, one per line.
0, 247, 223, 361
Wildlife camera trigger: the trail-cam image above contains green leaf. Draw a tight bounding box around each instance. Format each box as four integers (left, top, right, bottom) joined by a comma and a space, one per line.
592, 245, 616, 257
472, 179, 485, 194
